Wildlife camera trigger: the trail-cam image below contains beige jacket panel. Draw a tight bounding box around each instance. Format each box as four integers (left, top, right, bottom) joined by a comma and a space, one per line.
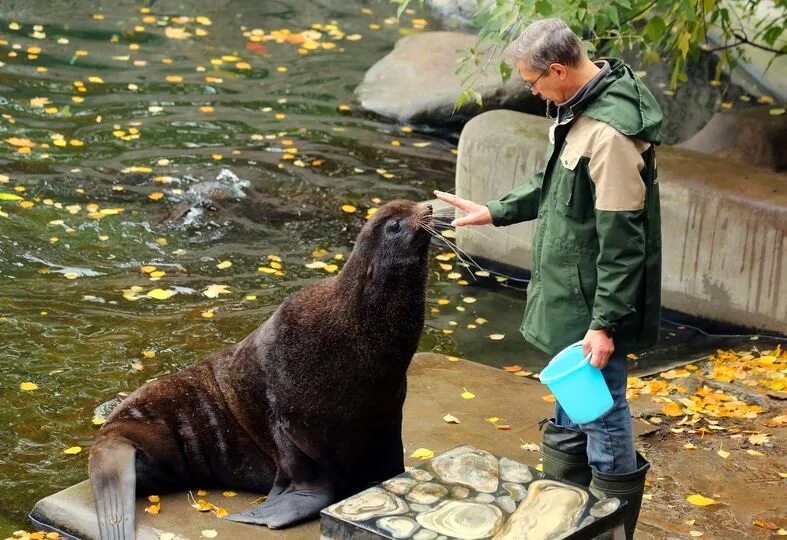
561, 115, 651, 211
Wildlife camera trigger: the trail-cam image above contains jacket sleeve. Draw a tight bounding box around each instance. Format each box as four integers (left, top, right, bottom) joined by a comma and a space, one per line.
485, 170, 543, 227
588, 128, 649, 332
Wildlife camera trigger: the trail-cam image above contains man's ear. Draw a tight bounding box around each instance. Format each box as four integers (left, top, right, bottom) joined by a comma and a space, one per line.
553, 63, 567, 80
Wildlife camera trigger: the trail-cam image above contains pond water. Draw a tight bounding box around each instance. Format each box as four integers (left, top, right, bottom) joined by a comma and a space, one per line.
0, 0, 779, 530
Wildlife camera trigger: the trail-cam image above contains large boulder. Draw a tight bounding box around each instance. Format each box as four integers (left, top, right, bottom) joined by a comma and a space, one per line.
678, 107, 787, 172
355, 31, 542, 125
425, 0, 479, 29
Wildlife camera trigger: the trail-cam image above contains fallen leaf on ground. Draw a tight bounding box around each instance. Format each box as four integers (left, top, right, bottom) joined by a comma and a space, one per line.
443, 413, 460, 424
748, 433, 770, 445
410, 448, 434, 460
686, 494, 716, 506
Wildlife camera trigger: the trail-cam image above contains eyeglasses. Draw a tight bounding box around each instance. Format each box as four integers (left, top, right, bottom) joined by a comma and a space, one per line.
523, 68, 549, 92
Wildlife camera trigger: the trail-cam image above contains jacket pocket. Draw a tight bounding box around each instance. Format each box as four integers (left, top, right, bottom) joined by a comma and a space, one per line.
555, 150, 594, 220
569, 264, 591, 317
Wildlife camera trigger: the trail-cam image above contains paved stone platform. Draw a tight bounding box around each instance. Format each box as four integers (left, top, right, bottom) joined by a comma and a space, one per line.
30, 353, 652, 539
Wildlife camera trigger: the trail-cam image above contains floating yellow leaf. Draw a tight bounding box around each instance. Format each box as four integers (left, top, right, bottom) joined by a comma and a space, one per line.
148, 495, 160, 503
216, 260, 232, 269
165, 27, 192, 39
341, 204, 357, 213
443, 413, 460, 424
148, 192, 164, 201
203, 284, 230, 299
222, 491, 237, 497
686, 494, 716, 506
165, 75, 183, 83
201, 531, 218, 538
64, 446, 82, 455
542, 394, 556, 403
489, 334, 505, 340
147, 289, 177, 300
717, 449, 730, 459
92, 416, 106, 426
410, 448, 434, 460
461, 387, 475, 400
20, 382, 39, 391
145, 503, 161, 514
6, 137, 35, 148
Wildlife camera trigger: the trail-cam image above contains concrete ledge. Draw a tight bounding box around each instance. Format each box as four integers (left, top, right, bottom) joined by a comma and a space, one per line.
454, 109, 787, 335
29, 353, 655, 539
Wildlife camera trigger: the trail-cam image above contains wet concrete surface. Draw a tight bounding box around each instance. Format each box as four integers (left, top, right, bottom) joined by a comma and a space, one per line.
27, 352, 785, 539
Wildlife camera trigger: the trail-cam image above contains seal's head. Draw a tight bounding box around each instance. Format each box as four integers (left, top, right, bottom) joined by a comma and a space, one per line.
358, 199, 432, 260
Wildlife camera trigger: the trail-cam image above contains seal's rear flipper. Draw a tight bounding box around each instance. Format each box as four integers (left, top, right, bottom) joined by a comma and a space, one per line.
225, 487, 334, 529
88, 438, 137, 540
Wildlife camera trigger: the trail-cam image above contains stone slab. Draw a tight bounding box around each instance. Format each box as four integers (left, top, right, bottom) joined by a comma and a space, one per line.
29, 352, 653, 539
453, 109, 787, 334
320, 446, 625, 540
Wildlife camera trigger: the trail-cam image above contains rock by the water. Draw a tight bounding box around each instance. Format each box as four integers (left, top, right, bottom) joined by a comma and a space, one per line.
355, 31, 541, 125
425, 0, 478, 29
678, 107, 787, 171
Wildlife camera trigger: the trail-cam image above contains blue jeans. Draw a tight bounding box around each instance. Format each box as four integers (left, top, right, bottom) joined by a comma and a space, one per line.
554, 351, 637, 474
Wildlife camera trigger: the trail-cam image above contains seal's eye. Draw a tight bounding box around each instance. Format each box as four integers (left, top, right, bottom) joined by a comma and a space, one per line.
387, 219, 401, 233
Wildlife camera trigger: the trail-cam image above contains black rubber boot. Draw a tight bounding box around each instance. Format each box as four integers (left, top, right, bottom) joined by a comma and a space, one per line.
589, 452, 650, 540
540, 418, 592, 487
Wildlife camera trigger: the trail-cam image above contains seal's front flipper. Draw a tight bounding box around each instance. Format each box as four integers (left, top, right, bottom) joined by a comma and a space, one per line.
226, 486, 334, 529
88, 438, 137, 540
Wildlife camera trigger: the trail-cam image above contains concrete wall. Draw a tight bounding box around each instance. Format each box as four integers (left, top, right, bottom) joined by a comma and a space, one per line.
454, 109, 787, 335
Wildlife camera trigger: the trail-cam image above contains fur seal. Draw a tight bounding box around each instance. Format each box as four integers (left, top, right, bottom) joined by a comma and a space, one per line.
88, 199, 433, 538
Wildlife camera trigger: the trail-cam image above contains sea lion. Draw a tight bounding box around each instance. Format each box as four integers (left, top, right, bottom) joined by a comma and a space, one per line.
88, 199, 433, 539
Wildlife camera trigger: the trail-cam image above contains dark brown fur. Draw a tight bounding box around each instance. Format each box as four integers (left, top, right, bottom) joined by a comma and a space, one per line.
88, 200, 433, 538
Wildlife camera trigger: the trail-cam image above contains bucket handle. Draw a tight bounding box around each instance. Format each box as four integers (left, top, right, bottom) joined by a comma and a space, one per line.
547, 341, 593, 377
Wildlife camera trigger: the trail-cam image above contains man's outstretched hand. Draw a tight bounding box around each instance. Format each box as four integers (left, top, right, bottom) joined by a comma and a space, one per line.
433, 190, 493, 227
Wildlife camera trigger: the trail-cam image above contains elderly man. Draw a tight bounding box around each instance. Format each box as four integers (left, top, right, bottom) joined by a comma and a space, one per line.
435, 18, 662, 539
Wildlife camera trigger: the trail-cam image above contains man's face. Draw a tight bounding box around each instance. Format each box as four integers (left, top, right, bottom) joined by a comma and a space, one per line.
517, 61, 567, 103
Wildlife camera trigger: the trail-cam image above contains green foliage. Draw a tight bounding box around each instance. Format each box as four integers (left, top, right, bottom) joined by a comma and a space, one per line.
392, 0, 786, 91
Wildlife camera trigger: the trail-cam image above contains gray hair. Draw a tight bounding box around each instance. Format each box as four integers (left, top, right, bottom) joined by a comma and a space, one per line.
504, 18, 585, 70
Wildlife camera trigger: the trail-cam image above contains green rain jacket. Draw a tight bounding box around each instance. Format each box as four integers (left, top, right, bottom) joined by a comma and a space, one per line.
487, 59, 663, 355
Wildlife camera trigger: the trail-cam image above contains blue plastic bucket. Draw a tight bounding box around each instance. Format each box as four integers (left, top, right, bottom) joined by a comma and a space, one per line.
539, 341, 614, 424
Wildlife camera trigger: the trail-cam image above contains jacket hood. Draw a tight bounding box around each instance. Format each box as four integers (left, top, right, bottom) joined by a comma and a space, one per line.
574, 58, 663, 145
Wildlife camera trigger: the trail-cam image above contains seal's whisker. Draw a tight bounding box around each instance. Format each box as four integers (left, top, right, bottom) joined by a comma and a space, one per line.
421, 224, 482, 281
